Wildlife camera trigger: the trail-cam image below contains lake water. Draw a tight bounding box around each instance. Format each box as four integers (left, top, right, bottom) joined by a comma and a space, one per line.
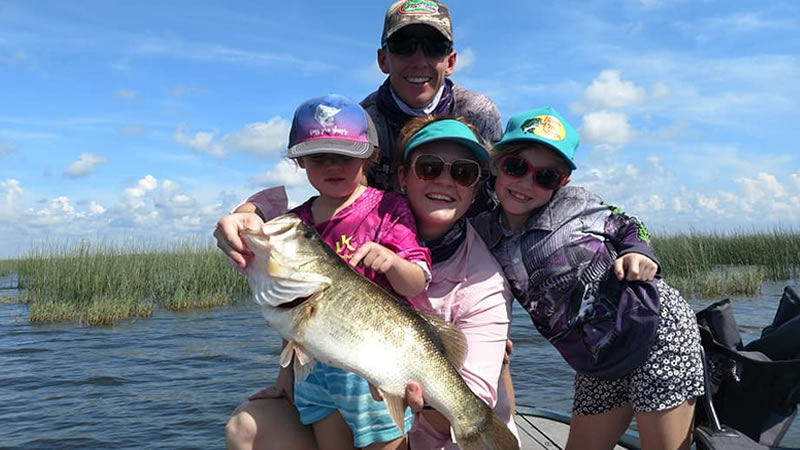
1, 280, 798, 449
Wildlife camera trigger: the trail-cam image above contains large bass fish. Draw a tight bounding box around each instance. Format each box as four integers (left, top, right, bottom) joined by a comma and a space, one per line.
242, 213, 518, 450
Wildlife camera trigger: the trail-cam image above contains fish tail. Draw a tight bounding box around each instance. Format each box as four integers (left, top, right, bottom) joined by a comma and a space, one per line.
455, 413, 519, 450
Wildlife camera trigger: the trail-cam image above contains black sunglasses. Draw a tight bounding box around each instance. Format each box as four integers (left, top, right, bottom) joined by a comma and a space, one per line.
385, 37, 453, 59
499, 155, 565, 190
412, 154, 481, 187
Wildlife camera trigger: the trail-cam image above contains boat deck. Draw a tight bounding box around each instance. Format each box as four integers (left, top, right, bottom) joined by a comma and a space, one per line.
515, 407, 639, 450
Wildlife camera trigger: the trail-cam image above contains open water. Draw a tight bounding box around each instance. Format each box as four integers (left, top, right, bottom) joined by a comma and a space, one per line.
1, 279, 798, 449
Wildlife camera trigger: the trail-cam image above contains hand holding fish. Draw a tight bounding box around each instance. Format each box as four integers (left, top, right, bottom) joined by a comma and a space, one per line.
614, 252, 659, 282
214, 212, 264, 270
369, 381, 425, 412
248, 365, 294, 404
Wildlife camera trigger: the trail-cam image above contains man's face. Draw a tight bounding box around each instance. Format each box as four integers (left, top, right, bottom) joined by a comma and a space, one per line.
378, 24, 456, 109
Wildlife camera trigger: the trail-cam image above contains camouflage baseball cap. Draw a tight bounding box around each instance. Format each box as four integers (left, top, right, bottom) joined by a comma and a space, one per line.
381, 0, 453, 45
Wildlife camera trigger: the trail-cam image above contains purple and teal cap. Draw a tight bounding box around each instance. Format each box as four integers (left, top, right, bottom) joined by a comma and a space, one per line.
382, 0, 453, 45
287, 94, 378, 159
495, 106, 579, 170
403, 119, 488, 163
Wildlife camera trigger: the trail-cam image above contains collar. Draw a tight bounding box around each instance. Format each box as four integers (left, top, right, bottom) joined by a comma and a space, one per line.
390, 83, 446, 116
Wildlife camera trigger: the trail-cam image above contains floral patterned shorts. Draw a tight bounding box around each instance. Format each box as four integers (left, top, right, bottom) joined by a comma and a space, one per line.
573, 279, 705, 415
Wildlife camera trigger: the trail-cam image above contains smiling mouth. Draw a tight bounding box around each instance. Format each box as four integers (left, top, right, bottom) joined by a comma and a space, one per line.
426, 193, 455, 202
406, 76, 432, 85
508, 189, 531, 202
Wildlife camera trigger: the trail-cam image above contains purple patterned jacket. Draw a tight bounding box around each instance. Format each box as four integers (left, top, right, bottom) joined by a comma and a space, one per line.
473, 186, 661, 379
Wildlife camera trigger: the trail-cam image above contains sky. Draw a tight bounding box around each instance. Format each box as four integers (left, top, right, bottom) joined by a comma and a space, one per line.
1, 0, 799, 259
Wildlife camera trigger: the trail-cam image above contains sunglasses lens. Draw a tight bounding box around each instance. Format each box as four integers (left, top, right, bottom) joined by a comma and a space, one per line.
451, 161, 480, 187
501, 156, 530, 177
421, 39, 452, 58
387, 38, 452, 58
414, 155, 444, 180
534, 169, 563, 189
386, 38, 416, 56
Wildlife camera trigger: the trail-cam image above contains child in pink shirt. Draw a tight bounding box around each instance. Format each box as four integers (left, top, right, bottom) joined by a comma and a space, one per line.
243, 94, 431, 449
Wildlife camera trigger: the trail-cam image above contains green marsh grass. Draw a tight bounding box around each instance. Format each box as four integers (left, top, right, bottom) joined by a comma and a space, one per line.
14, 239, 249, 325
6, 229, 799, 324
653, 229, 800, 298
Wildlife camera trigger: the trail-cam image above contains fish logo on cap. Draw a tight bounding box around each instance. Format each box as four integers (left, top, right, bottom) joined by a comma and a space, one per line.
314, 105, 341, 127
520, 115, 567, 142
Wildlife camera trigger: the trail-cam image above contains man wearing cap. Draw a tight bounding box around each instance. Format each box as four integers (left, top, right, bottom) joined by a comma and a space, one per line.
362, 0, 502, 198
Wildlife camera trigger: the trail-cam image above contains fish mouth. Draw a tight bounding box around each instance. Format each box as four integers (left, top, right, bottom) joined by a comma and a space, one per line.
275, 295, 310, 309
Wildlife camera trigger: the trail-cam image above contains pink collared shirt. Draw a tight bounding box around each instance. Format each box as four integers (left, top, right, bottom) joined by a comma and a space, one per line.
407, 222, 518, 448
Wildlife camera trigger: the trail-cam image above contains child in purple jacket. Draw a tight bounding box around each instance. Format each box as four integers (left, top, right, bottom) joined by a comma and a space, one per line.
474, 106, 704, 450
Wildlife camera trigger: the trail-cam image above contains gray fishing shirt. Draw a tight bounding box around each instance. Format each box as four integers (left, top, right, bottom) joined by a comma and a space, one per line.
472, 186, 662, 378
360, 83, 502, 193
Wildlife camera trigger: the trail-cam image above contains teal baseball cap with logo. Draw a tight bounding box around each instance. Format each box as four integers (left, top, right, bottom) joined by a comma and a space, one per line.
495, 106, 579, 170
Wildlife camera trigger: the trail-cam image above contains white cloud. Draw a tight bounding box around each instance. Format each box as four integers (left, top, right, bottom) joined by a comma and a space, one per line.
251, 159, 307, 187
1, 179, 23, 220
175, 125, 225, 157
652, 81, 670, 98
124, 175, 159, 209
175, 117, 290, 158
221, 117, 290, 155
580, 110, 635, 150
88, 201, 105, 215
115, 88, 138, 100
65, 152, 108, 178
582, 70, 646, 110
648, 194, 665, 211
672, 196, 683, 212
454, 47, 475, 73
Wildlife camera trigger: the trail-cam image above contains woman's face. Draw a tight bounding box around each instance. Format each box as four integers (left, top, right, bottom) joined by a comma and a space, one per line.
399, 141, 479, 240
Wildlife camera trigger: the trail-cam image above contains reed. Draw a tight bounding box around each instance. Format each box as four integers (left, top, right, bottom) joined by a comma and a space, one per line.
653, 228, 800, 298
6, 229, 799, 323
14, 239, 250, 324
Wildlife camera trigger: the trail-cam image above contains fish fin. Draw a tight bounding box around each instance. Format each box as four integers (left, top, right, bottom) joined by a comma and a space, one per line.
418, 311, 468, 370
454, 408, 519, 450
279, 342, 295, 368
292, 343, 316, 383
380, 390, 408, 434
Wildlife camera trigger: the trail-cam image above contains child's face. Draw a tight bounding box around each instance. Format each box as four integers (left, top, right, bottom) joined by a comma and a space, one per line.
298, 154, 367, 200
398, 141, 479, 240
494, 146, 568, 229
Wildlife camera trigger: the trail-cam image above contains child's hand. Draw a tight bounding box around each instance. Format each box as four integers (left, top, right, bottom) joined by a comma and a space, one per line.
349, 242, 397, 274
614, 253, 658, 282
213, 212, 264, 270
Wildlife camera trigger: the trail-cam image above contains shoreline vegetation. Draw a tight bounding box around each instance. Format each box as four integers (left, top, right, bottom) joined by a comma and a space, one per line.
0, 230, 798, 325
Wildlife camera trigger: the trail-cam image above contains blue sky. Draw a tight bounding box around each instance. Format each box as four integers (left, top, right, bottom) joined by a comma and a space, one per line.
1, 0, 799, 258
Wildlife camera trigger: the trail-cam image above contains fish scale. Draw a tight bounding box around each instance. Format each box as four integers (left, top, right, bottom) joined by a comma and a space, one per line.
243, 213, 519, 450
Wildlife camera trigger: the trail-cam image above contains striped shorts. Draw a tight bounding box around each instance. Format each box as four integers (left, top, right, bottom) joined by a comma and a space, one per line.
294, 362, 414, 448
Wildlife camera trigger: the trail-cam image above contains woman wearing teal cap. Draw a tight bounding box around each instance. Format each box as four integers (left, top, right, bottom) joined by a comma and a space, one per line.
394, 116, 518, 448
